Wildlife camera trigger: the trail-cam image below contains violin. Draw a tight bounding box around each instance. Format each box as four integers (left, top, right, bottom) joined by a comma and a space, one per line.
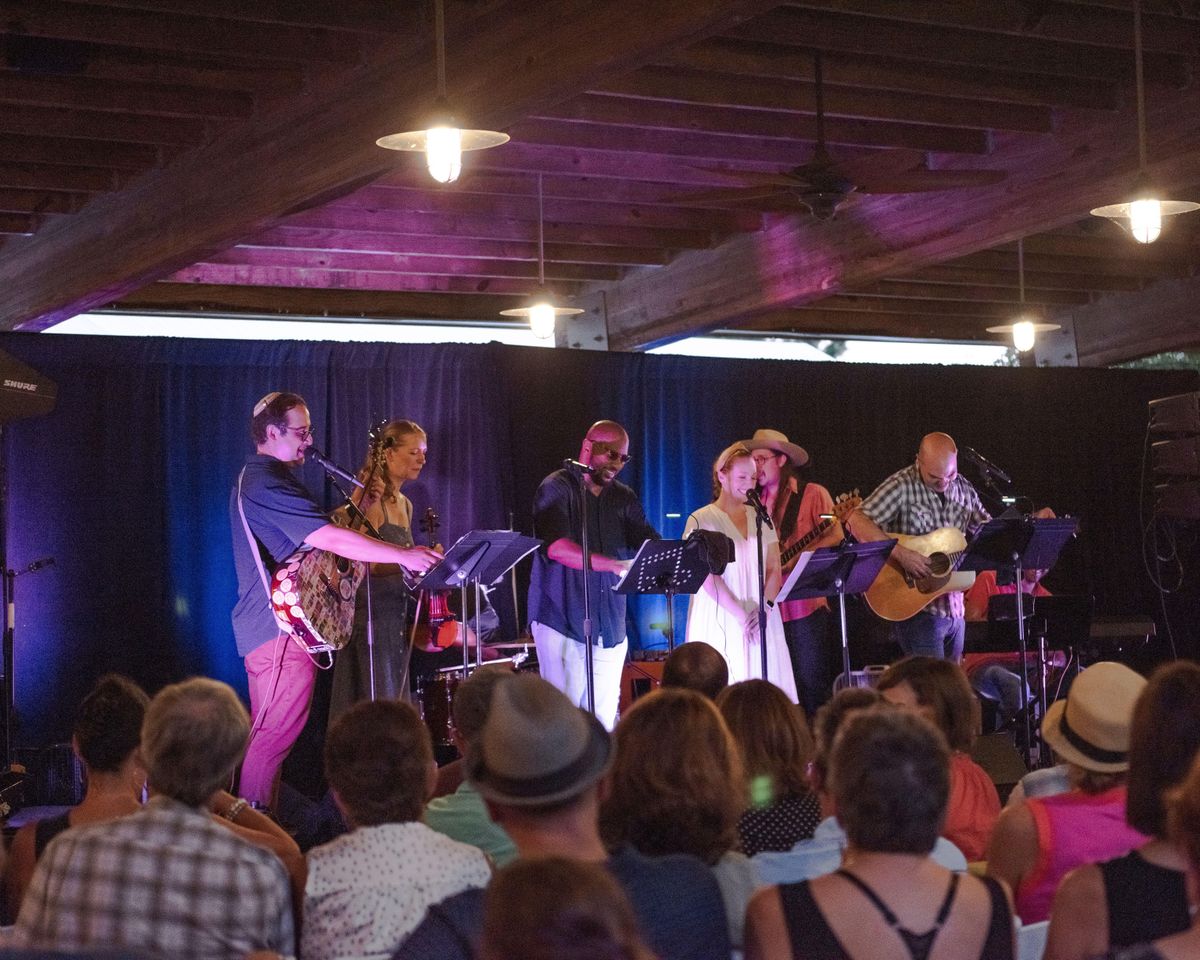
409, 507, 468, 652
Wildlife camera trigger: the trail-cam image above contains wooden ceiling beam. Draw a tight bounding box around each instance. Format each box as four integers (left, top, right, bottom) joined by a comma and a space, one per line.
250, 227, 672, 266
595, 66, 1054, 133
282, 206, 717, 251
0, 163, 118, 192
1062, 274, 1200, 365
587, 80, 1200, 350
113, 282, 523, 321
208, 246, 623, 283
860, 279, 1091, 305
666, 39, 1118, 109
0, 189, 83, 215
51, 47, 307, 96
0, 0, 363, 64
811, 294, 1019, 318
0, 134, 163, 170
949, 249, 1183, 279
1017, 231, 1199, 262
791, 1, 1199, 56
251, 227, 669, 267
531, 99, 992, 154
334, 184, 761, 233
731, 8, 1191, 84
742, 307, 996, 340
169, 264, 577, 297
0, 214, 35, 236
69, 0, 417, 34
0, 104, 208, 145
904, 264, 1145, 293
0, 72, 253, 119
0, 0, 780, 330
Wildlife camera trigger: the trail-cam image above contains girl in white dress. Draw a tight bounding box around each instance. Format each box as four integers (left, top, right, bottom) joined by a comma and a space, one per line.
684, 444, 799, 702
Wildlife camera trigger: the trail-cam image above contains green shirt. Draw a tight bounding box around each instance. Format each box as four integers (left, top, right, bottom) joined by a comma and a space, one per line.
423, 781, 517, 868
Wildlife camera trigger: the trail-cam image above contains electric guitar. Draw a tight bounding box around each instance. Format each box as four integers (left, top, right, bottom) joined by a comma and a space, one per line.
779, 491, 861, 568
863, 526, 976, 622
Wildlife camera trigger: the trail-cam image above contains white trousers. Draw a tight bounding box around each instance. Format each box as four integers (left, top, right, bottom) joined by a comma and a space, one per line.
531, 621, 627, 731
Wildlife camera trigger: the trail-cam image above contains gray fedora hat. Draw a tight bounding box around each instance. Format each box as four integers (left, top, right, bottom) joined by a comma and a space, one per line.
466, 674, 612, 806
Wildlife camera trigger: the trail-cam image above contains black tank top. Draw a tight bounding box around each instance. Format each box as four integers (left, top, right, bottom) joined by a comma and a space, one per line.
1101, 850, 1190, 949
33, 811, 72, 859
779, 872, 1013, 960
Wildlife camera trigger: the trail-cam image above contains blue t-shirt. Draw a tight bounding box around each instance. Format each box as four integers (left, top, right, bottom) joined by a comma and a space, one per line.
394, 847, 731, 960
229, 455, 329, 657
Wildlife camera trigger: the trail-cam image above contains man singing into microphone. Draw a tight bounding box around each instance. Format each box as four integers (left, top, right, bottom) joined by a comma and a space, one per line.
230, 392, 440, 810
527, 420, 659, 729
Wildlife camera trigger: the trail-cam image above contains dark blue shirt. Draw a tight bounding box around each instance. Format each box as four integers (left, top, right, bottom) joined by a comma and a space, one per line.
229, 455, 329, 657
394, 847, 732, 960
527, 469, 659, 648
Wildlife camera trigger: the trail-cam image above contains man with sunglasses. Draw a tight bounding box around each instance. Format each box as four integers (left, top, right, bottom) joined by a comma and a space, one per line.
528, 420, 659, 729
230, 391, 440, 810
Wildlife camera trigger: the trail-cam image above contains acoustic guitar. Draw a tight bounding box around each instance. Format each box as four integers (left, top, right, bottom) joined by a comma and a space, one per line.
270, 547, 365, 653
779, 490, 861, 569
863, 526, 976, 622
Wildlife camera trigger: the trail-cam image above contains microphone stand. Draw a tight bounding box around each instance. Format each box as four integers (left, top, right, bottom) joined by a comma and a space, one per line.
577, 465, 597, 716
747, 490, 771, 681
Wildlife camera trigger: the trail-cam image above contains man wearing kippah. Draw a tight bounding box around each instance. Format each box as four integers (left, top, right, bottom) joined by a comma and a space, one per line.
229, 391, 440, 810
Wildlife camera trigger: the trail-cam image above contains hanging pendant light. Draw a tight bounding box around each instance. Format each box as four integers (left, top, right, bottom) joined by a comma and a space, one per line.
1090, 0, 1198, 242
376, 0, 509, 183
987, 238, 1060, 353
500, 174, 584, 340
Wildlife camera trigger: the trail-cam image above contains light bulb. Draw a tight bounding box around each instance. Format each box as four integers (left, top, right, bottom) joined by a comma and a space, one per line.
1012, 320, 1036, 353
1129, 196, 1162, 243
529, 301, 556, 339
425, 126, 462, 184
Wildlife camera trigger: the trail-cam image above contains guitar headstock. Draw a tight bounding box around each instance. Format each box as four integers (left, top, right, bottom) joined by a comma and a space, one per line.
832, 490, 862, 522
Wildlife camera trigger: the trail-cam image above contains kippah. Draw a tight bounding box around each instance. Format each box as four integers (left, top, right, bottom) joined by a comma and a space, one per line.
253, 391, 281, 416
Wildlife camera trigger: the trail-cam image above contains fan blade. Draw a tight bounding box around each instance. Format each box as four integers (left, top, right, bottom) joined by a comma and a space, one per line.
684, 166, 808, 189
855, 168, 1008, 193
669, 185, 792, 207
825, 149, 927, 185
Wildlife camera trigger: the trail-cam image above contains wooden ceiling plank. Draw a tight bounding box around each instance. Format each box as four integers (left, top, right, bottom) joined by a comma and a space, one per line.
0, 104, 208, 145
113, 282, 524, 321
1065, 274, 1200, 365
0, 163, 117, 192
0, 134, 161, 170
0, 0, 363, 64
60, 46, 307, 96
253, 226, 672, 266
742, 307, 994, 340
861, 279, 1090, 305
587, 80, 1200, 350
0, 0, 780, 330
596, 66, 1054, 133
1018, 231, 1199, 262
812, 294, 1018, 318
904, 264, 1144, 293
790, 1, 1199, 56
949, 249, 1183, 279
0, 72, 253, 119
667, 39, 1119, 109
731, 7, 1190, 84
0, 189, 83, 214
64, 0, 416, 34
169, 264, 582, 297
530, 99, 992, 154
0, 213, 36, 236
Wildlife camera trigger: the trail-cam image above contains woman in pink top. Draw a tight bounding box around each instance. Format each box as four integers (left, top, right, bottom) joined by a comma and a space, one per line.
987, 661, 1149, 923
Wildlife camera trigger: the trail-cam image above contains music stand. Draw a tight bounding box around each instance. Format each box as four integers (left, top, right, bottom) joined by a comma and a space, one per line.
413, 530, 541, 678
614, 539, 709, 650
961, 517, 1078, 767
778, 540, 895, 690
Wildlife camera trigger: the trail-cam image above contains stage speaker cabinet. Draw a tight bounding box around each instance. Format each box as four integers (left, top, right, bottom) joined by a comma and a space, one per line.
970, 732, 1029, 804
1155, 481, 1200, 521
1153, 437, 1200, 477
1149, 392, 1200, 435
620, 659, 664, 715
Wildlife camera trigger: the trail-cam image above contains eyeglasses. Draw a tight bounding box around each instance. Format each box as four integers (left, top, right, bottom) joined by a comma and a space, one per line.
281, 425, 314, 441
591, 443, 632, 465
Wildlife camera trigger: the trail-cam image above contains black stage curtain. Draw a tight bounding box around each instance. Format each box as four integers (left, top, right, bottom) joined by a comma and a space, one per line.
1, 332, 1195, 746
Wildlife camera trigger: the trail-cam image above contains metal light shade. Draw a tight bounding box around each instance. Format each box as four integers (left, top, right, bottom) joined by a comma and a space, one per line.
987, 319, 1061, 353
500, 287, 584, 340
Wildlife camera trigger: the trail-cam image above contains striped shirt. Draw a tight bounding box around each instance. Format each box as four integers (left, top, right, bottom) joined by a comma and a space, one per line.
12, 796, 293, 960
859, 463, 990, 619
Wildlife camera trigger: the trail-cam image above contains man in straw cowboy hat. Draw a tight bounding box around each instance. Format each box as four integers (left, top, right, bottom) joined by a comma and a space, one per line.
396, 674, 730, 960
986, 661, 1150, 923
743, 428, 844, 717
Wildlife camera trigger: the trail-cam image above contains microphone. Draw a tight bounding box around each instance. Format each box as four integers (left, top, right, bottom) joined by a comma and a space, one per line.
745, 487, 774, 530
25, 557, 54, 573
963, 446, 1012, 485
307, 447, 364, 489
562, 458, 595, 475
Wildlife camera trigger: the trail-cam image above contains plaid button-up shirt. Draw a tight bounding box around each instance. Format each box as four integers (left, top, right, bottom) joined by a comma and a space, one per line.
859, 463, 990, 619
12, 795, 293, 960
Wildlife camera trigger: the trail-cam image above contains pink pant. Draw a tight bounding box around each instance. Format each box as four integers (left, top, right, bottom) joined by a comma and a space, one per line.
240, 634, 317, 807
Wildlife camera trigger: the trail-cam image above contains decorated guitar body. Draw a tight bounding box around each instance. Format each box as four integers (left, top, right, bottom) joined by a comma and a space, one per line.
864, 526, 976, 622
271, 546, 366, 653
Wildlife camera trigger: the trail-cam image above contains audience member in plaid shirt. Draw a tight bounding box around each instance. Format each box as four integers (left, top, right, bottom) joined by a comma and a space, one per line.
848, 433, 989, 662
11, 678, 294, 960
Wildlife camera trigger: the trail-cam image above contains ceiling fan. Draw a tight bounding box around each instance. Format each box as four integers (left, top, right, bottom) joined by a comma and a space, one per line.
674, 51, 1008, 222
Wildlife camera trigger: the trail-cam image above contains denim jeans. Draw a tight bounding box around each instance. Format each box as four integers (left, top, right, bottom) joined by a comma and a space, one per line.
891, 612, 965, 661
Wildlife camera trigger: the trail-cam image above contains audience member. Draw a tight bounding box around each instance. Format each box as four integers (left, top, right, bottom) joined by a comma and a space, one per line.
1046, 662, 1200, 960
600, 687, 757, 950
6, 674, 148, 914
480, 857, 656, 960
303, 699, 491, 960
717, 680, 821, 857
13, 677, 294, 959
744, 710, 1014, 960
877, 657, 1000, 862
662, 642, 729, 701
396, 673, 730, 960
987, 661, 1149, 923
424, 667, 519, 867
1097, 751, 1200, 960
752, 688, 967, 885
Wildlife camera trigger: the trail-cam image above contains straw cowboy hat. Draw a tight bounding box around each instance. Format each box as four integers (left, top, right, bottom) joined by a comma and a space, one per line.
739, 428, 809, 467
1041, 661, 1146, 773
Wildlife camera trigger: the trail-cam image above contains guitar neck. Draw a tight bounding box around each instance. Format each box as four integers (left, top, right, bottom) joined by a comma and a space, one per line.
781, 518, 833, 566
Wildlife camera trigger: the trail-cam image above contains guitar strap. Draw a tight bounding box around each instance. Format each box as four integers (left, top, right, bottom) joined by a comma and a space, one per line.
779, 480, 808, 544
